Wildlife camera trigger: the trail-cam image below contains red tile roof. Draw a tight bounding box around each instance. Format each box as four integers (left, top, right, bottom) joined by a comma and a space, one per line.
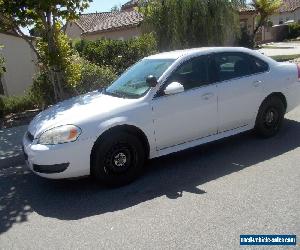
75, 10, 143, 34
279, 0, 300, 13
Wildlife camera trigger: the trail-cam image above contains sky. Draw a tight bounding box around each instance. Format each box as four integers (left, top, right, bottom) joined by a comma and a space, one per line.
84, 0, 130, 13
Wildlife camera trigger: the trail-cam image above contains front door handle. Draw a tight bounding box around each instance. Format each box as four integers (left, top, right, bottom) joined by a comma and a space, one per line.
253, 80, 262, 87
202, 93, 214, 100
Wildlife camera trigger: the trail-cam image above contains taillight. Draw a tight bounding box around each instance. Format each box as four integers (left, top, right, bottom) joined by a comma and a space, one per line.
297, 64, 300, 80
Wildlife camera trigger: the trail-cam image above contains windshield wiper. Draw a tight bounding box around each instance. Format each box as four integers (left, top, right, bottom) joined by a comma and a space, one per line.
102, 89, 127, 98
102, 88, 141, 99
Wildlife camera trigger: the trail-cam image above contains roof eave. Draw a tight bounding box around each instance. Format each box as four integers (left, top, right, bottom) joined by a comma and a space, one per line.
82, 23, 141, 36
73, 20, 86, 32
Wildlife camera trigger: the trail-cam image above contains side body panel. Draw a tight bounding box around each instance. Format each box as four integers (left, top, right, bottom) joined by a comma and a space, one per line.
152, 85, 218, 150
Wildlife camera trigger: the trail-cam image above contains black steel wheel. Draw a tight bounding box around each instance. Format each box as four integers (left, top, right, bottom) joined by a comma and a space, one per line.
91, 131, 145, 187
255, 96, 285, 138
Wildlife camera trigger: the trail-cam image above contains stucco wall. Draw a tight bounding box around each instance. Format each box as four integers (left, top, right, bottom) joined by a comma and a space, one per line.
0, 33, 37, 96
239, 13, 256, 35
270, 8, 300, 25
82, 27, 141, 41
65, 22, 83, 40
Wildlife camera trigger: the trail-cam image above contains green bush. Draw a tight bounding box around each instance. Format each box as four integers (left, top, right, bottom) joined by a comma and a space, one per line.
287, 23, 300, 39
0, 95, 36, 117
74, 33, 158, 74
30, 56, 117, 106
238, 27, 254, 48
30, 71, 56, 107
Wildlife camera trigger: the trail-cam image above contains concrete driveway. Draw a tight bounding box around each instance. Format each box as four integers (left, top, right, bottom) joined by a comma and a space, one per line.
0, 109, 299, 249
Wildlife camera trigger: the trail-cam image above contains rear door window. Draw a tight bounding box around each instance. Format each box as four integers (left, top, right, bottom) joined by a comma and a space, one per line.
248, 55, 269, 74
213, 52, 252, 82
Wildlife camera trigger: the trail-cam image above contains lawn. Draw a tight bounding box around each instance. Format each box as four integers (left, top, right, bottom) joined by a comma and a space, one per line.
270, 54, 300, 62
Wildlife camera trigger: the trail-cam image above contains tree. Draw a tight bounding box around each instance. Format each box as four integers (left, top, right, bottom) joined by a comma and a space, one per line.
111, 5, 120, 12
252, 0, 282, 38
0, 45, 5, 77
0, 0, 91, 101
139, 0, 246, 51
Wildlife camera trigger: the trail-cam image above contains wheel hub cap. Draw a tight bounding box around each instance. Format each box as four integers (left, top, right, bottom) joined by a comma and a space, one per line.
265, 110, 275, 124
114, 152, 127, 167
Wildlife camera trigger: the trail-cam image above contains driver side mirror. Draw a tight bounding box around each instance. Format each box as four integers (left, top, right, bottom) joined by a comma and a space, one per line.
164, 82, 184, 95
146, 75, 158, 87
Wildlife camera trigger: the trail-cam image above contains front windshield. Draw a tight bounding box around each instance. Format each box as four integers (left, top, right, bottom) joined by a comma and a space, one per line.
103, 59, 175, 98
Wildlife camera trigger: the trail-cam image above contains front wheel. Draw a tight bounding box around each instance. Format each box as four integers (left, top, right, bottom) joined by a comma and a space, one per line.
255, 96, 285, 138
91, 131, 146, 187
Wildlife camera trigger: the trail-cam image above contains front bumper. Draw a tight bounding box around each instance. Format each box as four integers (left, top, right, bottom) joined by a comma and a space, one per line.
22, 133, 93, 179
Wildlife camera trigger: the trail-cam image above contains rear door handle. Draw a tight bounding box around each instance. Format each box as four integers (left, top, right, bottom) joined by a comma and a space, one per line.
253, 80, 262, 87
202, 93, 214, 100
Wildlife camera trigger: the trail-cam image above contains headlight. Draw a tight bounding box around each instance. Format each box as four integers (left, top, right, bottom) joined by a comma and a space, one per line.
37, 125, 81, 145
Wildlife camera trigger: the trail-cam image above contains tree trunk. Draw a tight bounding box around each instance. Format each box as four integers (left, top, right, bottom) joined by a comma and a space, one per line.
46, 23, 66, 102
252, 15, 267, 47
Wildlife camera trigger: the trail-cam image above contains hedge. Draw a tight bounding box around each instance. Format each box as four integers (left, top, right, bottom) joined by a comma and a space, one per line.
74, 33, 158, 74
30, 57, 117, 107
287, 23, 300, 39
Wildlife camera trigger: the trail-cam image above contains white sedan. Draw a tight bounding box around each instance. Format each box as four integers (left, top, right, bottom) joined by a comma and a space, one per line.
23, 47, 300, 186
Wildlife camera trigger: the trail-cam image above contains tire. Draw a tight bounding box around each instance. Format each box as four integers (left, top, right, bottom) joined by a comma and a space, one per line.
91, 131, 146, 187
255, 96, 286, 138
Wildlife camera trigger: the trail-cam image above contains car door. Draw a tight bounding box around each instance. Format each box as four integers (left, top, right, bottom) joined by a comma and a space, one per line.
152, 55, 218, 150
213, 52, 268, 133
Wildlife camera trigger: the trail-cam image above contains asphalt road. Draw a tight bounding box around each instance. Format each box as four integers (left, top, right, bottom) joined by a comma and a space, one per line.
0, 108, 299, 250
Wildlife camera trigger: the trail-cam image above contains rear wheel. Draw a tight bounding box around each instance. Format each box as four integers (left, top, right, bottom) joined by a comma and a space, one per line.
91, 131, 145, 187
255, 96, 285, 138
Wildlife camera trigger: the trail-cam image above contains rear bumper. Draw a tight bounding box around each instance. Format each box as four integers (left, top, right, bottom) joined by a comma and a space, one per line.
285, 81, 300, 113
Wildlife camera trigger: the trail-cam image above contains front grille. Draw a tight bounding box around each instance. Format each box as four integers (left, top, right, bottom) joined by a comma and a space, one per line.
27, 131, 34, 142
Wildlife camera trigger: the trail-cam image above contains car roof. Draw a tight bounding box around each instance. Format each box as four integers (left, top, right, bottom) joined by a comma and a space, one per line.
146, 47, 272, 61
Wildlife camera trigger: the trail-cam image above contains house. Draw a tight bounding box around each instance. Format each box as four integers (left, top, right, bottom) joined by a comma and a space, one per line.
0, 32, 37, 96
239, 5, 257, 36
65, 10, 143, 41
269, 0, 300, 25
65, 0, 142, 41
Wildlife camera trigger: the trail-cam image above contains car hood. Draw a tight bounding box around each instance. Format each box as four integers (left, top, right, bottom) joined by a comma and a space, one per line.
28, 91, 136, 137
